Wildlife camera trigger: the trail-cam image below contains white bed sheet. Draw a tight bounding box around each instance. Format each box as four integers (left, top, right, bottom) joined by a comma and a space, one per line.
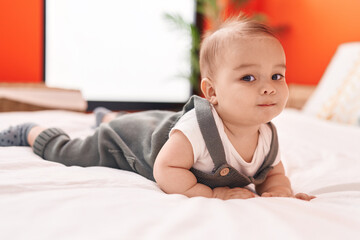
1, 109, 360, 240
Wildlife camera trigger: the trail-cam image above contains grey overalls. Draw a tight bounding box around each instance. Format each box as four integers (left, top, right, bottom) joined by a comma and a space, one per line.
32, 96, 279, 188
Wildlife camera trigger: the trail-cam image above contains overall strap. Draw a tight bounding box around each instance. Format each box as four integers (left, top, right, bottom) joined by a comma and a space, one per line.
255, 122, 279, 175
194, 97, 227, 169
250, 121, 279, 183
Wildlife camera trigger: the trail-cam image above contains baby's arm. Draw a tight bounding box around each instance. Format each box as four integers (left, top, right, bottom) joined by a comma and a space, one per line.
153, 130, 255, 200
255, 162, 315, 201
255, 162, 292, 196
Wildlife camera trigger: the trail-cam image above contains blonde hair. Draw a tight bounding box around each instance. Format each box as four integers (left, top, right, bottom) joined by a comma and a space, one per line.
199, 15, 276, 80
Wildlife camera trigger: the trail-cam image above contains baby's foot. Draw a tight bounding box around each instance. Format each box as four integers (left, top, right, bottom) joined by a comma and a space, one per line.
0, 123, 37, 146
93, 107, 112, 127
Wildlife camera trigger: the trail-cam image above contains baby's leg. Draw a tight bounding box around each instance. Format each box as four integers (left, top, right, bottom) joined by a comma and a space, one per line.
1, 123, 127, 170
94, 107, 112, 127
31, 126, 124, 169
93, 107, 124, 127
28, 126, 46, 147
103, 112, 119, 123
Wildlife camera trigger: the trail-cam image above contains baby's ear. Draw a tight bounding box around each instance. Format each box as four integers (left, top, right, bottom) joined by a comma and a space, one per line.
200, 78, 218, 105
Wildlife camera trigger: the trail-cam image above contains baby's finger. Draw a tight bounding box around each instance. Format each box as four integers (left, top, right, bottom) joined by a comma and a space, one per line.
294, 193, 308, 200
230, 189, 254, 199
273, 192, 290, 197
261, 192, 272, 197
295, 193, 316, 201
236, 190, 255, 199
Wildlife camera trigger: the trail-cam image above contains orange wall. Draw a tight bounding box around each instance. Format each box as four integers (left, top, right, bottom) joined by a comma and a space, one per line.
1, 0, 360, 85
237, 0, 360, 85
0, 0, 43, 83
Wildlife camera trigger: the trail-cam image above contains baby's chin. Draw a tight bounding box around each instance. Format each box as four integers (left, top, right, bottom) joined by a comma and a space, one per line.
256, 111, 283, 124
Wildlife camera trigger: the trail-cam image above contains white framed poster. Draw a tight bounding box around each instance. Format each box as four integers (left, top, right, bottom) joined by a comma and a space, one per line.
45, 0, 194, 107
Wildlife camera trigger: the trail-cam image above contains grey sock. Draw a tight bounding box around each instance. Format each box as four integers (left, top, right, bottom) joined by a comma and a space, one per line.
0, 123, 37, 146
94, 107, 111, 127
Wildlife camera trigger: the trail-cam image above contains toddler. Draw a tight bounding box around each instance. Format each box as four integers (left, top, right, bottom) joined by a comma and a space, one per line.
0, 16, 314, 201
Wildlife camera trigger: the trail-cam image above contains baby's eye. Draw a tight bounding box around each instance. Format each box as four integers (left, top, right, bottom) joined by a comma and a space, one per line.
241, 75, 255, 82
272, 74, 284, 80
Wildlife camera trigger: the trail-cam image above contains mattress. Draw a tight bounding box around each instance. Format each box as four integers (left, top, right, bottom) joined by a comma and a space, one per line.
1, 109, 359, 239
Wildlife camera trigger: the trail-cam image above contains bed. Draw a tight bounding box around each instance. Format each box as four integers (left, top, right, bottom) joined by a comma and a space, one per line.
1, 107, 360, 239
1, 43, 360, 239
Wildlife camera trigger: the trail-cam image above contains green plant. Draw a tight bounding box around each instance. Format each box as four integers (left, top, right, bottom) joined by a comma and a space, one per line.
165, 0, 265, 94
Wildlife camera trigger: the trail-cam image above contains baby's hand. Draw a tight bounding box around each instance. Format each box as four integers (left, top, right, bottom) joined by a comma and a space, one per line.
261, 191, 292, 198
262, 191, 315, 201
294, 192, 316, 201
212, 187, 256, 200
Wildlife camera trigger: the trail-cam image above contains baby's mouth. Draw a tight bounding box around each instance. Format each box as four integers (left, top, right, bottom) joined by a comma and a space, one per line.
257, 103, 276, 107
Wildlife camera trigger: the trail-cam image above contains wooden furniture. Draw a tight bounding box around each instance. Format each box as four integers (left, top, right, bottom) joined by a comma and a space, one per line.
0, 83, 87, 112
0, 83, 315, 112
287, 84, 316, 109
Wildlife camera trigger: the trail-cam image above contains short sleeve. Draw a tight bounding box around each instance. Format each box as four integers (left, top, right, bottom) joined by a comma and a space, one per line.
169, 109, 205, 165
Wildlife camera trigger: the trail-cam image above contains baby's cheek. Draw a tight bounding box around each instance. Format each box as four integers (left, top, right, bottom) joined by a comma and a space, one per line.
279, 87, 289, 106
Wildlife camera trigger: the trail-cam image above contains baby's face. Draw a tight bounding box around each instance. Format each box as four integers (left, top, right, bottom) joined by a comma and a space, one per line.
212, 35, 289, 126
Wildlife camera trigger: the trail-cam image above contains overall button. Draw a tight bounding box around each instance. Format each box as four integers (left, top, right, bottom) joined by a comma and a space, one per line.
220, 168, 230, 176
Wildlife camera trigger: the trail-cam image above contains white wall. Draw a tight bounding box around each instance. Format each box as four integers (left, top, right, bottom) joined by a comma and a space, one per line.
45, 0, 194, 102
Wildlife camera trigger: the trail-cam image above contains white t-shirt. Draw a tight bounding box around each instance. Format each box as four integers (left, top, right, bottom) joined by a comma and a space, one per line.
169, 106, 280, 177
